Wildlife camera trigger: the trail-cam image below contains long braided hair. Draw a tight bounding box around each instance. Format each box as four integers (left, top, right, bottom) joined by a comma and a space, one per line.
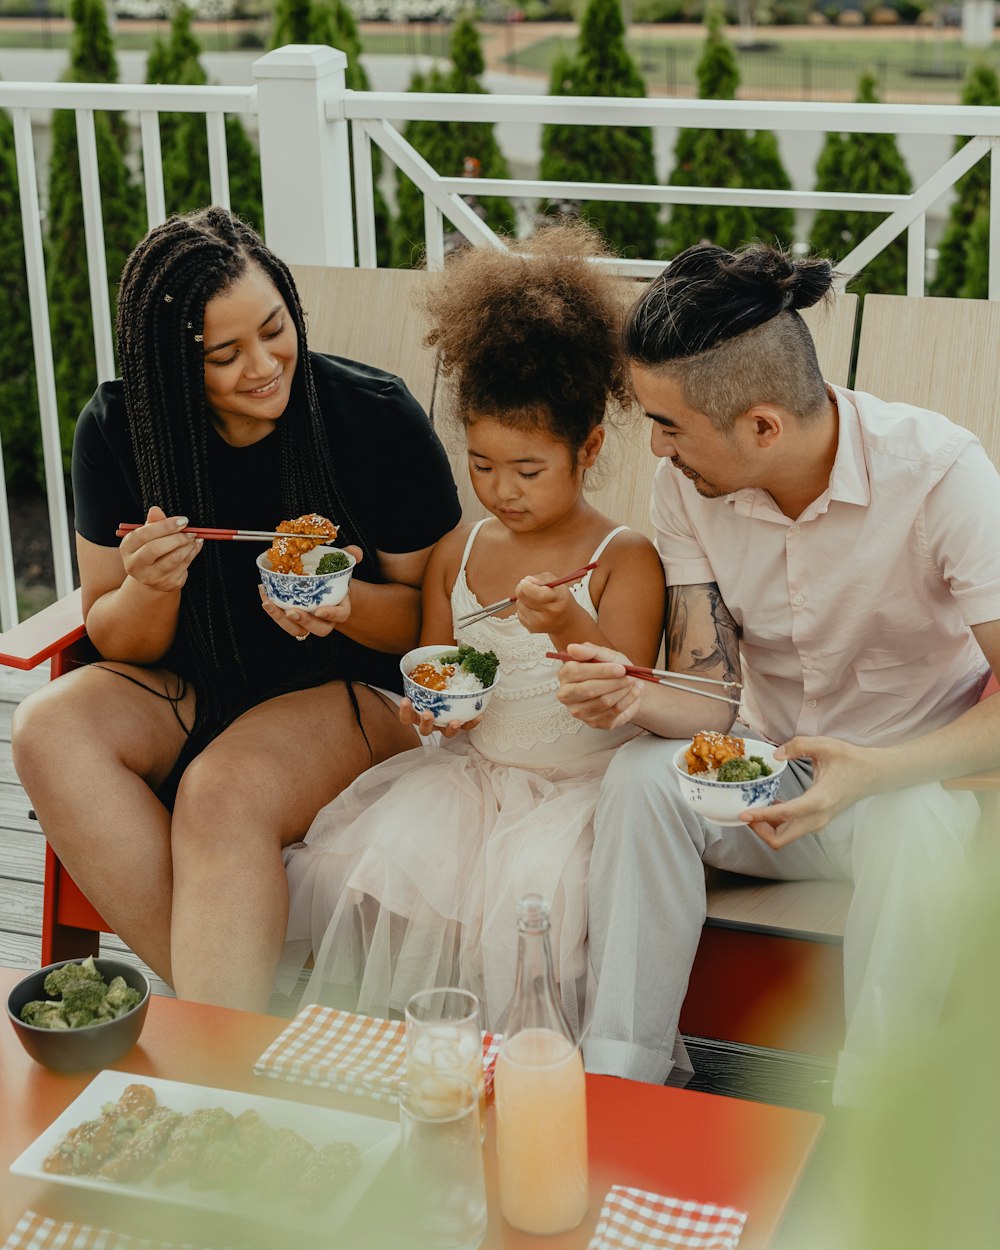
114, 207, 374, 750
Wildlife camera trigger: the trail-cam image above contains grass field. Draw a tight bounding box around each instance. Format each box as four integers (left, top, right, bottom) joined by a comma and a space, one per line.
507, 30, 998, 99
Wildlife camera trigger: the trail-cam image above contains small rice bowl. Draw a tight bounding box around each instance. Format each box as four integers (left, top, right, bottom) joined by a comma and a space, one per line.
672, 738, 787, 827
400, 645, 500, 726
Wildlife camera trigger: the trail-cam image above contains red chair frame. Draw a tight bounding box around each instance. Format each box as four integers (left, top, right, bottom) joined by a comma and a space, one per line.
0, 590, 112, 964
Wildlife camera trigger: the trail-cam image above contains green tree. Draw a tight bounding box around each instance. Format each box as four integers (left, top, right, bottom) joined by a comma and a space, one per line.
809, 71, 912, 297
0, 102, 41, 492
538, 0, 658, 257
663, 8, 794, 254
147, 5, 263, 230
46, 0, 141, 475
930, 63, 1000, 298
270, 0, 312, 45
393, 13, 515, 268
958, 208, 990, 300
310, 0, 392, 266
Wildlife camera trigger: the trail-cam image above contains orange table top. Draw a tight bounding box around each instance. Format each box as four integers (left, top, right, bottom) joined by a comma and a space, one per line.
0, 968, 823, 1249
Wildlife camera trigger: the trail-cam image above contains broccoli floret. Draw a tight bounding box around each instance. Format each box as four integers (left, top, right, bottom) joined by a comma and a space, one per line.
20, 999, 71, 1029
43, 955, 102, 999
61, 979, 110, 1028
99, 977, 142, 1020
315, 551, 351, 574
716, 757, 764, 783
456, 644, 499, 688
748, 755, 773, 777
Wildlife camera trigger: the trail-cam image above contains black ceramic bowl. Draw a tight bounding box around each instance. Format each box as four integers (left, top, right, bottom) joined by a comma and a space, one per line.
7, 957, 150, 1073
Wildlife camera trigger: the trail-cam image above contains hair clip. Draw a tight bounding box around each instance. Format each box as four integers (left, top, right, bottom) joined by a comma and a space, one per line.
163, 294, 173, 303
194, 334, 204, 343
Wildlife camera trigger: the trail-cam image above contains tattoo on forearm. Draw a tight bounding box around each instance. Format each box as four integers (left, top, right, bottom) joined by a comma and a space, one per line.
667, 583, 741, 685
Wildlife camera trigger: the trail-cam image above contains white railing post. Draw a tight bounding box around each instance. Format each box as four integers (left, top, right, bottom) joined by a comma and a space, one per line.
253, 45, 356, 267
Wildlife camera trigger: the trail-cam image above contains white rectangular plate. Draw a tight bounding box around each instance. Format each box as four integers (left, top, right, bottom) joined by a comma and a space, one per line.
9, 1069, 400, 1236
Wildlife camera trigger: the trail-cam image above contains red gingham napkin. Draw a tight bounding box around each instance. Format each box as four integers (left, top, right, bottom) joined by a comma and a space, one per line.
587, 1186, 747, 1250
252, 1003, 501, 1103
2, 1211, 248, 1250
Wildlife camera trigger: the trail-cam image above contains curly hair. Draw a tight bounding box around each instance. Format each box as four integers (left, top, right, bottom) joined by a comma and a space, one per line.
422, 222, 633, 455
114, 207, 372, 751
625, 241, 835, 431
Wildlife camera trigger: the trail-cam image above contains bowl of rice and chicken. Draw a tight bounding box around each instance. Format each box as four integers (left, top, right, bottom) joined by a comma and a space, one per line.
673, 730, 786, 826
400, 644, 500, 726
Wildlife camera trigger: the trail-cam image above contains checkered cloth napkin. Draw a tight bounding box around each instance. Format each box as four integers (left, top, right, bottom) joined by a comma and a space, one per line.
1, 1211, 249, 1250
253, 1003, 501, 1103
587, 1186, 747, 1250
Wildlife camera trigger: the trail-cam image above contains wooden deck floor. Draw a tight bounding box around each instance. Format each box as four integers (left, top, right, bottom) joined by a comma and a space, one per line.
0, 662, 170, 995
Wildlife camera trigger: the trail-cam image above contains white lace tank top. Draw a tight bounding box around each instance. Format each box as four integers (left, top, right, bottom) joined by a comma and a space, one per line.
452, 520, 640, 768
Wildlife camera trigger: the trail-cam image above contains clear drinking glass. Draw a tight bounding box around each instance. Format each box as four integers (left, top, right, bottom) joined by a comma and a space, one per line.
399, 1073, 488, 1250
405, 987, 486, 1137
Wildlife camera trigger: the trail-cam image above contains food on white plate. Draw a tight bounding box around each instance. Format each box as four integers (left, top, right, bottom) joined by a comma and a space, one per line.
42, 1084, 362, 1210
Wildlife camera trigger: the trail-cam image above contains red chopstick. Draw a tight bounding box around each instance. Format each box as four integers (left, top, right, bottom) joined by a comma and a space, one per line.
115, 523, 334, 543
456, 563, 599, 626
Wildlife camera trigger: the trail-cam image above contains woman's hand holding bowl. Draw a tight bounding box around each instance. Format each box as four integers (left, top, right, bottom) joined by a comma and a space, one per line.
259, 545, 363, 641
118, 505, 203, 593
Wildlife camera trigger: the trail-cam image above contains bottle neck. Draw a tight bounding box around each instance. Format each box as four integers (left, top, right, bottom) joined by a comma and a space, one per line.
506, 923, 576, 1044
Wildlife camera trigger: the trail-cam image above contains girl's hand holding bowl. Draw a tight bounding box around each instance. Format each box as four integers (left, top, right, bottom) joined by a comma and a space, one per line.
399, 696, 483, 739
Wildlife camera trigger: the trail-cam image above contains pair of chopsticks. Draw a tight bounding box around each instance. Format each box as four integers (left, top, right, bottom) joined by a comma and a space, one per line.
115, 523, 334, 543
545, 651, 743, 708
457, 563, 599, 627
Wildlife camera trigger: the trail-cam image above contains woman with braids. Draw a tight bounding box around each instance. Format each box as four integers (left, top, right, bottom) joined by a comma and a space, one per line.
553, 240, 1000, 1105
11, 207, 461, 1011
280, 223, 666, 1033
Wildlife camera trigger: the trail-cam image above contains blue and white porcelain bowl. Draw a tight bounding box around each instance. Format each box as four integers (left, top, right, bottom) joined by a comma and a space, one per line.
256, 545, 356, 613
400, 644, 500, 727
673, 738, 786, 826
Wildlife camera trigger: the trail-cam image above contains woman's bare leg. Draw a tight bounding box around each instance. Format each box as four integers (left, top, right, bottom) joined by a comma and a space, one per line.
169, 682, 417, 1011
11, 665, 195, 982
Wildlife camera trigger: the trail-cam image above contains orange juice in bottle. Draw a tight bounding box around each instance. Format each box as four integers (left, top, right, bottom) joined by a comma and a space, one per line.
495, 894, 588, 1234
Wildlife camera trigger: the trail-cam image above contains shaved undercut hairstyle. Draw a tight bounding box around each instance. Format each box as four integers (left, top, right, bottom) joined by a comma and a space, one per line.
422, 220, 633, 457
115, 207, 369, 750
624, 242, 835, 432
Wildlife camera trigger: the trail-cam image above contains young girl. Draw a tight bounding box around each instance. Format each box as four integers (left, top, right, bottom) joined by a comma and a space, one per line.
282, 224, 666, 1032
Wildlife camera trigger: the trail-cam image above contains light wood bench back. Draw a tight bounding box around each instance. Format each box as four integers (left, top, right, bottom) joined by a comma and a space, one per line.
289, 264, 439, 417
855, 294, 1000, 470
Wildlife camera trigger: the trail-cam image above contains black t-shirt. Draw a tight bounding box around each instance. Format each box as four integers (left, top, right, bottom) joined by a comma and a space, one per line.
72, 351, 462, 706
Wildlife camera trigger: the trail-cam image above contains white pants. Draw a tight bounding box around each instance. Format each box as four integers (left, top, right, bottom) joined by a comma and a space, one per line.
582, 733, 981, 1106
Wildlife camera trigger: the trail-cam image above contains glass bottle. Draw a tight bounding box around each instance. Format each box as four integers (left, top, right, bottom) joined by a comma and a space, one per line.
494, 893, 589, 1235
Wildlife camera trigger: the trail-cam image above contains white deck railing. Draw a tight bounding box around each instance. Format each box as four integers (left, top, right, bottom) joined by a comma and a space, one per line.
1, 41, 999, 630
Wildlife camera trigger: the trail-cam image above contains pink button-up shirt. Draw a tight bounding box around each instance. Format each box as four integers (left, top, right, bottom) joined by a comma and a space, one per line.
651, 386, 1000, 748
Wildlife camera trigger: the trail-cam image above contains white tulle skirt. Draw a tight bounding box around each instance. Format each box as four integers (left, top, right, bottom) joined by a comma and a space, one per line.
281, 738, 620, 1034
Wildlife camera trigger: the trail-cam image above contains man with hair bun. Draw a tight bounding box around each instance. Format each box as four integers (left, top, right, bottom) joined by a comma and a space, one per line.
555, 240, 1000, 1106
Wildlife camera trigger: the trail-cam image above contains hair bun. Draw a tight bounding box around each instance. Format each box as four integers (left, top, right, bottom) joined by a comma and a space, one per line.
785, 256, 834, 312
